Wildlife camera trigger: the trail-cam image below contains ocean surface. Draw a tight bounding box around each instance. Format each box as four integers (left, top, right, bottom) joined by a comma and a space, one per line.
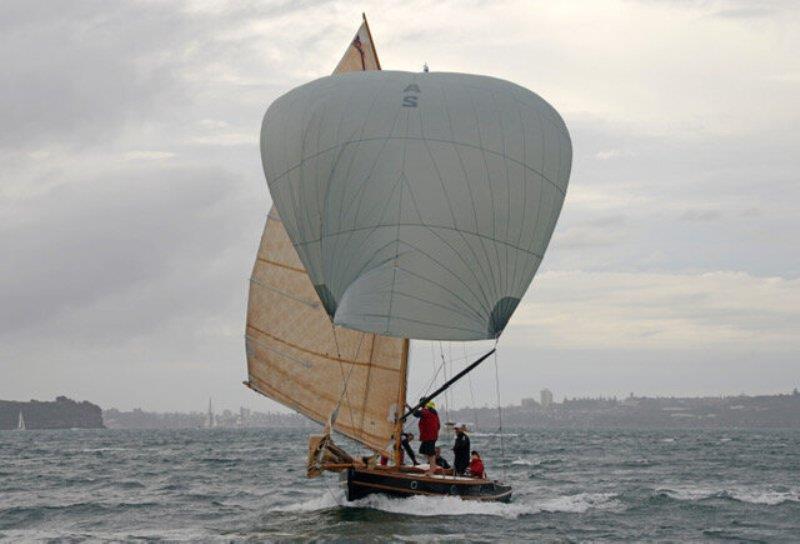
1, 428, 799, 542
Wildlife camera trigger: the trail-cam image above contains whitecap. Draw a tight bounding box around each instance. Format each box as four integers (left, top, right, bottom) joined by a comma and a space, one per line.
726, 489, 800, 506
538, 492, 621, 513
659, 486, 717, 501
273, 490, 534, 519
510, 458, 535, 466
659, 486, 800, 506
274, 490, 621, 518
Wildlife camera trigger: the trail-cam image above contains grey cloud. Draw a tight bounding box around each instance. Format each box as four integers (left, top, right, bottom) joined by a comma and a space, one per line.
1, 162, 257, 337
680, 209, 723, 222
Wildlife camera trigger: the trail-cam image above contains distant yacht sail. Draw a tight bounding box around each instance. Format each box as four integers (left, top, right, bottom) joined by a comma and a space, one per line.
17, 411, 26, 431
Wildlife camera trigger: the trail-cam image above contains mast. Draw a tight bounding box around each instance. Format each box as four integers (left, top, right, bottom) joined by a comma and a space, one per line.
393, 338, 409, 466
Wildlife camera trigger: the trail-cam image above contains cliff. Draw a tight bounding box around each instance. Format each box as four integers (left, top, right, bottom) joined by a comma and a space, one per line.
0, 396, 104, 430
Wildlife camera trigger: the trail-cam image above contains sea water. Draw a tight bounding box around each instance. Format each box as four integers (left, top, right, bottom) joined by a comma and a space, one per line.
1, 428, 798, 542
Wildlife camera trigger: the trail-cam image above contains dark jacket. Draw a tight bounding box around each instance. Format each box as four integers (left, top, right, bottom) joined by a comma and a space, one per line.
401, 434, 418, 465
435, 455, 451, 469
413, 407, 440, 442
453, 432, 470, 473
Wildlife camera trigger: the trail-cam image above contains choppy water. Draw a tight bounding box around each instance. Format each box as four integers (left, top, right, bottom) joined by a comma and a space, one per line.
1, 428, 799, 542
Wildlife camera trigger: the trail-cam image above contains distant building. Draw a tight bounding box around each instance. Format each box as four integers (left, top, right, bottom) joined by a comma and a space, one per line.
239, 407, 251, 427
540, 389, 554, 408
521, 397, 538, 409
205, 398, 215, 428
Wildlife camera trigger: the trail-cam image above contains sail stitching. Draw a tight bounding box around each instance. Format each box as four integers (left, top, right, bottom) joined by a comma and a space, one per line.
268, 136, 567, 196
246, 325, 400, 372
295, 224, 545, 258
256, 257, 306, 274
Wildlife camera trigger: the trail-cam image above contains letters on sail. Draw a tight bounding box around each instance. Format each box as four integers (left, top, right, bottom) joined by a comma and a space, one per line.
261, 71, 572, 341
245, 18, 406, 457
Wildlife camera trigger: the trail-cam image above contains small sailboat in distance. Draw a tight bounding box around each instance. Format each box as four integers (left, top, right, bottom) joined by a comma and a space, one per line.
245, 14, 571, 502
17, 411, 26, 431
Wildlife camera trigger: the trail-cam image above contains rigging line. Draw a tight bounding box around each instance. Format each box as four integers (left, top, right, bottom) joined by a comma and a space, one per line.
412, 344, 448, 405
464, 344, 479, 431
439, 342, 448, 424
448, 342, 455, 412
329, 322, 358, 435
424, 348, 447, 398
492, 342, 507, 481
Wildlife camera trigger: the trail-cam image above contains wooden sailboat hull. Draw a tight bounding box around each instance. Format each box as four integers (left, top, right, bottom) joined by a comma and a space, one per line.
342, 467, 513, 503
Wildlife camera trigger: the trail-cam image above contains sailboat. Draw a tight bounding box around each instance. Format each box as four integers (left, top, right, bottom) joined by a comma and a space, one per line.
17, 411, 26, 431
245, 15, 571, 503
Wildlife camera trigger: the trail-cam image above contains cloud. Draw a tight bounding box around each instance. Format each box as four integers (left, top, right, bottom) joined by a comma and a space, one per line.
595, 149, 634, 161
507, 270, 800, 350
679, 209, 723, 222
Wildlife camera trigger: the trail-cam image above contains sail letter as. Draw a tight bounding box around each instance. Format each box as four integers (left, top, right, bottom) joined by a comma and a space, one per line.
261, 71, 572, 341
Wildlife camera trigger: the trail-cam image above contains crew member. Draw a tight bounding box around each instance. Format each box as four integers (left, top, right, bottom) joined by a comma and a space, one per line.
412, 398, 440, 474
452, 423, 470, 475
401, 432, 418, 465
380, 432, 418, 466
434, 446, 450, 470
468, 450, 486, 479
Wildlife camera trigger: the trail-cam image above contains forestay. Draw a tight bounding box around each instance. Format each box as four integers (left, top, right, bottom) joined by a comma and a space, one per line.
261, 71, 572, 341
245, 19, 406, 457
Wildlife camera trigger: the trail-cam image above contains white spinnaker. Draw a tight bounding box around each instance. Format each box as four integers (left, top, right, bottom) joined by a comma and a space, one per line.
261, 71, 572, 341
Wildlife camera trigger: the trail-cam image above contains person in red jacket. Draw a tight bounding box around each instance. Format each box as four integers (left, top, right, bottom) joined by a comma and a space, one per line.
412, 398, 440, 474
468, 450, 486, 479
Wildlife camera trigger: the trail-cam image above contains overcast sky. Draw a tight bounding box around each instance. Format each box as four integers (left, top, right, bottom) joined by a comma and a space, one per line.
1, 0, 798, 413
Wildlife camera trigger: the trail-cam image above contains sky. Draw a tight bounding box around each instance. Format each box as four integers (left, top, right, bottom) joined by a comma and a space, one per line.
1, 0, 798, 413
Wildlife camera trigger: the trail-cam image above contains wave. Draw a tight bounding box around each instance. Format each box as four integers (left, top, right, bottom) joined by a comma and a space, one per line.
538, 492, 621, 513
273, 490, 619, 519
470, 432, 519, 438
509, 457, 562, 467
658, 486, 800, 506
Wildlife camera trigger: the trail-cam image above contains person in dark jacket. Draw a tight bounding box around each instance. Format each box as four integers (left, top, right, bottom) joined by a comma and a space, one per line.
380, 432, 418, 466
452, 423, 470, 475
434, 446, 450, 470
401, 432, 418, 465
412, 399, 440, 474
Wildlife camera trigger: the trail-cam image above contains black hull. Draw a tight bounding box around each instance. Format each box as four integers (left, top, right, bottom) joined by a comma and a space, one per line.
342, 468, 512, 503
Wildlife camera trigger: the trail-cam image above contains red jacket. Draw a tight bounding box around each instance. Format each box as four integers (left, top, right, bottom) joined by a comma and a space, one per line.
469, 458, 485, 479
416, 407, 440, 442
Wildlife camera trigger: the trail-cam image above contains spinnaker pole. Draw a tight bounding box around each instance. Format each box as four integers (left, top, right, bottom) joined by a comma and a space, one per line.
401, 348, 496, 420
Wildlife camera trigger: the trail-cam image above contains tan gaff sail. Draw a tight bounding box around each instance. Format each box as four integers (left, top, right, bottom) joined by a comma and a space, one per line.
245, 17, 406, 458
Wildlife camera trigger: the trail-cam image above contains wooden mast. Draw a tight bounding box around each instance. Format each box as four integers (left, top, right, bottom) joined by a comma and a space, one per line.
393, 338, 409, 466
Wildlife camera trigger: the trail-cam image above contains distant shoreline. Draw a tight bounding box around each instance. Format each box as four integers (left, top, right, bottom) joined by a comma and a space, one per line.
4, 390, 798, 430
